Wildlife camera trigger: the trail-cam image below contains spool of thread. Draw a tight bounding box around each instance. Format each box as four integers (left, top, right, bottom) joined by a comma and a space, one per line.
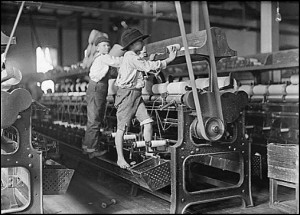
238, 85, 253, 96
70, 84, 75, 92
75, 83, 81, 92
152, 83, 168, 94
80, 82, 87, 92
195, 78, 209, 89
290, 74, 299, 85
167, 82, 190, 94
252, 85, 268, 95
142, 80, 153, 95
286, 84, 299, 95
108, 79, 118, 95
268, 84, 286, 95
217, 76, 228, 88
133, 140, 167, 148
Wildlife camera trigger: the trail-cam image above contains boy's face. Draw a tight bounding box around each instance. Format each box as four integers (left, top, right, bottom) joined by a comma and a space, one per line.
97, 42, 111, 54
131, 39, 144, 52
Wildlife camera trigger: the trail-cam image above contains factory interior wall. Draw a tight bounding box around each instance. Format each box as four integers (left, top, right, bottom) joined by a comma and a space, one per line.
2, 23, 298, 76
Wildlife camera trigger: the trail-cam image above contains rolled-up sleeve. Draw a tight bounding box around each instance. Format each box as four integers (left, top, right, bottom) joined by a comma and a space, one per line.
129, 55, 167, 72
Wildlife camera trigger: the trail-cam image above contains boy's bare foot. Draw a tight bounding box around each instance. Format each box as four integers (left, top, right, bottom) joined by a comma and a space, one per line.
88, 150, 107, 159
117, 159, 130, 169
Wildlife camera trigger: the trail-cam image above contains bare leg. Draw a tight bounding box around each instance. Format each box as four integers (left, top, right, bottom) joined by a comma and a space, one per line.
143, 123, 153, 142
115, 129, 130, 169
143, 123, 154, 156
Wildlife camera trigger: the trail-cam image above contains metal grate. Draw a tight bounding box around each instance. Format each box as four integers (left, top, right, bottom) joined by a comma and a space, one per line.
251, 153, 262, 179
130, 157, 170, 191
43, 165, 74, 195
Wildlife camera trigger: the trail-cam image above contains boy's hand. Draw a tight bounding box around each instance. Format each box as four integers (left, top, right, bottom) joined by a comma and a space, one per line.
166, 46, 177, 64
149, 53, 156, 61
169, 46, 177, 61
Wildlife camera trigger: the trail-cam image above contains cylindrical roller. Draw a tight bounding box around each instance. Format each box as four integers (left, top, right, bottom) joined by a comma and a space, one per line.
133, 140, 167, 148
286, 84, 299, 94
108, 79, 118, 96
252, 84, 268, 95
167, 82, 190, 94
152, 83, 168, 94
267, 95, 284, 102
290, 74, 299, 85
285, 95, 299, 102
238, 85, 253, 96
111, 132, 137, 140
268, 84, 286, 95
150, 95, 163, 102
165, 94, 183, 104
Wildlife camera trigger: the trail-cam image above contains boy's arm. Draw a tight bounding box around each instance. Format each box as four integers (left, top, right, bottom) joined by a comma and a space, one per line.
130, 47, 177, 74
102, 54, 123, 67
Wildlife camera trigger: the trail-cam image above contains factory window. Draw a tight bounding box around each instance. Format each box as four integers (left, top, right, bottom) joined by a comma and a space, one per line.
36, 47, 56, 93
36, 47, 57, 74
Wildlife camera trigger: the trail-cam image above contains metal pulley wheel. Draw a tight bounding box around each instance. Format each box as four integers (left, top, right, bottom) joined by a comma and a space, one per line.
191, 117, 225, 141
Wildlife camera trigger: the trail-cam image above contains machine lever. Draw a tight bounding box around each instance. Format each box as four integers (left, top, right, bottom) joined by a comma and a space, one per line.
159, 100, 176, 110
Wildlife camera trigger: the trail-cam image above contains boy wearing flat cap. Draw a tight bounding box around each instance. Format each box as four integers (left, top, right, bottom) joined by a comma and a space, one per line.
114, 28, 177, 168
83, 35, 123, 159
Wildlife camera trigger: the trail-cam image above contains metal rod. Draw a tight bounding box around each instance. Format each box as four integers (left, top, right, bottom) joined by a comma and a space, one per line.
2, 1, 25, 66
201, 1, 224, 121
175, 1, 208, 140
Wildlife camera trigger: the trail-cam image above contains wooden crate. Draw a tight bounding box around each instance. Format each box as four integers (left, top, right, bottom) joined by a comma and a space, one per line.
267, 143, 299, 183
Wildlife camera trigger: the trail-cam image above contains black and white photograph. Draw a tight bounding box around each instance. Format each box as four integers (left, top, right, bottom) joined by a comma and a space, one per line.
1, 1, 299, 214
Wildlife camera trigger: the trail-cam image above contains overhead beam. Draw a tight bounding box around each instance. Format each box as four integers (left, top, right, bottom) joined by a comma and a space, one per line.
3, 1, 299, 26
3, 1, 181, 22
2, 11, 298, 36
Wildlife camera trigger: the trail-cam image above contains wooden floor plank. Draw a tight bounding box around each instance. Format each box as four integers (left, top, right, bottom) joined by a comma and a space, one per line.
43, 163, 294, 214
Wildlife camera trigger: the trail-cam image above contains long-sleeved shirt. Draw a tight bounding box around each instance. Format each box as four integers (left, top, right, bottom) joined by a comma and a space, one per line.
116, 51, 167, 89
89, 53, 123, 83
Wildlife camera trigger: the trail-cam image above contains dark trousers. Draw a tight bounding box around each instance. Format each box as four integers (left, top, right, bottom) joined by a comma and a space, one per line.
83, 80, 108, 152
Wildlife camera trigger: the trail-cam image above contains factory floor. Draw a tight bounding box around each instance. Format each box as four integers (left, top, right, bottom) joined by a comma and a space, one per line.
43, 162, 296, 214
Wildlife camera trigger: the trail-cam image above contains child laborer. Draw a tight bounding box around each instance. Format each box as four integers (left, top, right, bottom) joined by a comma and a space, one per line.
83, 35, 123, 159
114, 28, 177, 168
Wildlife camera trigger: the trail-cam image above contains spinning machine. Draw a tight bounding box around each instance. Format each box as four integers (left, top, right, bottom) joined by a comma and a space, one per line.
32, 2, 257, 213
